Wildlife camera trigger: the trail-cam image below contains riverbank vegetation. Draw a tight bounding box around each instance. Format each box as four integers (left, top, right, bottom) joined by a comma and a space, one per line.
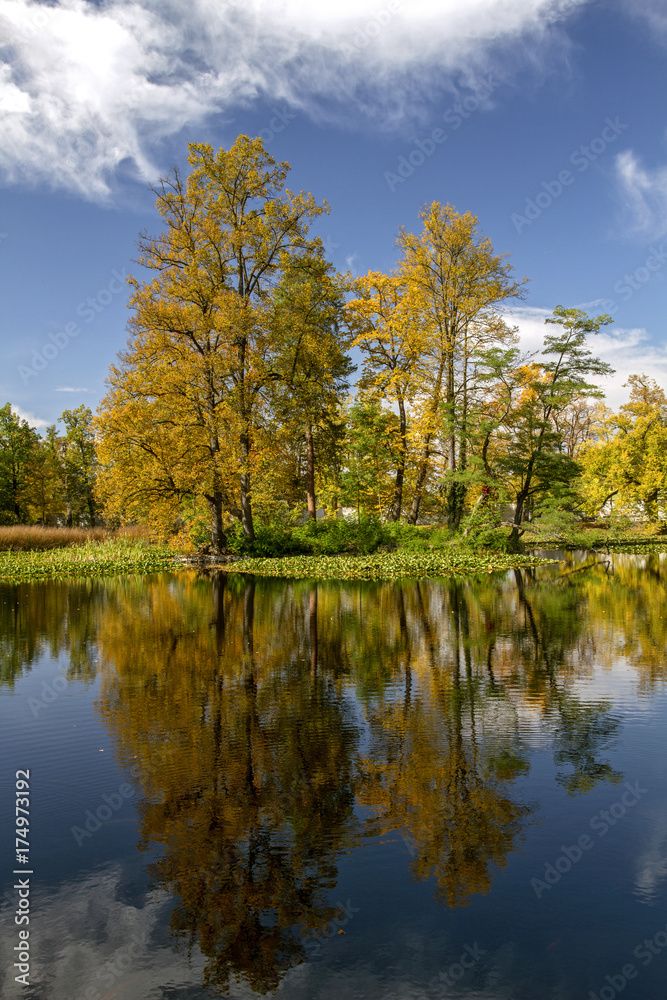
0, 535, 175, 583
3, 137, 667, 560
228, 550, 558, 581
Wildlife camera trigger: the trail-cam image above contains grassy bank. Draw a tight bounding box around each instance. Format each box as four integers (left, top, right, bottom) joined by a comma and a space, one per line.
2, 521, 663, 584
0, 536, 176, 583
227, 550, 559, 581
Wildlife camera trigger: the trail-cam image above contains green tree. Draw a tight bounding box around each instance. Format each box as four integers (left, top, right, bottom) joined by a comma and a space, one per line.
59, 405, 98, 526
341, 398, 402, 520
24, 425, 63, 525
506, 306, 614, 535
0, 404, 39, 524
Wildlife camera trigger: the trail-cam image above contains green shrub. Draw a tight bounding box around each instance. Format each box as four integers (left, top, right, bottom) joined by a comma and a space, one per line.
461, 526, 523, 553
293, 514, 387, 555
227, 522, 303, 557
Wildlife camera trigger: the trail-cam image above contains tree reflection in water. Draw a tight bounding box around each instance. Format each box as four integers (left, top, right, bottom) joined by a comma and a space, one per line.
3, 554, 663, 993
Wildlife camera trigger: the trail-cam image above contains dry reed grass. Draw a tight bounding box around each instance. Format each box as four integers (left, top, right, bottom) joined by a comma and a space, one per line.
0, 524, 149, 551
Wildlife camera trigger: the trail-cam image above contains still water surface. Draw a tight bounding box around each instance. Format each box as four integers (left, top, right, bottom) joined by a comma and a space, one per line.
1, 553, 666, 999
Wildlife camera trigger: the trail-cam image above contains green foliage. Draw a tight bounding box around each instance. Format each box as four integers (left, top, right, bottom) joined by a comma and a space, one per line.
228, 514, 390, 557
228, 514, 399, 557
58, 405, 98, 526
0, 403, 39, 523
294, 514, 387, 555
462, 526, 523, 553
0, 403, 100, 528
228, 549, 558, 581
227, 522, 302, 557
0, 537, 175, 583
521, 502, 584, 543
340, 399, 401, 518
383, 522, 435, 550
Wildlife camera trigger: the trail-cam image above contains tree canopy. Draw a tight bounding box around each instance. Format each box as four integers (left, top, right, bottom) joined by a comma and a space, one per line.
7, 137, 667, 546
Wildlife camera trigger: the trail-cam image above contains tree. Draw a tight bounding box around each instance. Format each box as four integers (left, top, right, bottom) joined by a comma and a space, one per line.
0, 404, 39, 524
59, 406, 98, 526
347, 272, 422, 520
396, 203, 526, 527
505, 306, 614, 535
340, 398, 403, 520
97, 136, 330, 550
24, 425, 63, 525
270, 261, 353, 520
580, 374, 667, 520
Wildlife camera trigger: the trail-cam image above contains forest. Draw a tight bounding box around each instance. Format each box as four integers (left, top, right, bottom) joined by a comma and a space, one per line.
3, 136, 667, 554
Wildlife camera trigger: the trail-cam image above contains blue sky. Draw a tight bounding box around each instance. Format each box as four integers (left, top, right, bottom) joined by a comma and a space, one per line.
1, 0, 667, 428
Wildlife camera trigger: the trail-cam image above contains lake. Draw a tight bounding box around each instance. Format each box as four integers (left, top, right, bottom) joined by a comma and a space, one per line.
1, 552, 666, 999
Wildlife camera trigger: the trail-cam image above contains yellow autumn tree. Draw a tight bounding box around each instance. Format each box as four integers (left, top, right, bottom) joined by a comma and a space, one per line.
580, 374, 667, 520
346, 272, 424, 520
396, 203, 526, 526
96, 136, 330, 549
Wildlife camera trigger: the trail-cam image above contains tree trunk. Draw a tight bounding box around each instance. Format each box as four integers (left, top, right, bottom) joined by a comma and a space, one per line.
236, 328, 255, 542
407, 359, 445, 525
239, 426, 255, 542
388, 398, 407, 522
451, 353, 468, 531
445, 338, 459, 529
511, 455, 535, 537
305, 424, 317, 521
87, 491, 96, 527
512, 420, 549, 538
12, 468, 20, 522
406, 436, 432, 525
207, 491, 226, 553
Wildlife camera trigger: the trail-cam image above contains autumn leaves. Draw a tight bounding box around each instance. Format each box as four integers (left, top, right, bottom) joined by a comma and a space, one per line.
96, 135, 631, 552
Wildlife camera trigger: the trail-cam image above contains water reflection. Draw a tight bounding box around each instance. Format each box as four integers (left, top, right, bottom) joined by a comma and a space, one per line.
2, 552, 667, 996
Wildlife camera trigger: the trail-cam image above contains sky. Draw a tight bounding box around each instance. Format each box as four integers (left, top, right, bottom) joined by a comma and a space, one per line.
1, 0, 667, 429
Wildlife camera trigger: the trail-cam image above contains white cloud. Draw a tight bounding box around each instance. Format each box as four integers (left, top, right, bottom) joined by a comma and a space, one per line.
504, 305, 667, 409
633, 808, 667, 905
0, 0, 588, 199
614, 150, 667, 240
0, 865, 206, 1000
54, 385, 91, 392
12, 403, 48, 427
622, 0, 667, 47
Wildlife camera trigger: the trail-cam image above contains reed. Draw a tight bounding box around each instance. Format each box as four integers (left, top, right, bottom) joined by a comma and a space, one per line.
0, 524, 149, 552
